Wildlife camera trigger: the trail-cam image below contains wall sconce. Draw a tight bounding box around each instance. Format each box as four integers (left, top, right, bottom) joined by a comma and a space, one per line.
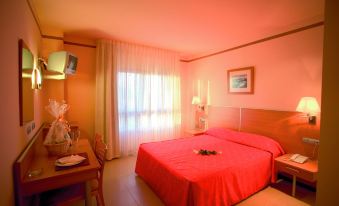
296, 97, 320, 124
192, 96, 206, 129
191, 96, 204, 111
31, 68, 42, 89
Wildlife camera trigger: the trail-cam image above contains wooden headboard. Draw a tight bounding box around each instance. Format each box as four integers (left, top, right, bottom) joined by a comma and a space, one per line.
208, 106, 240, 130
208, 106, 320, 158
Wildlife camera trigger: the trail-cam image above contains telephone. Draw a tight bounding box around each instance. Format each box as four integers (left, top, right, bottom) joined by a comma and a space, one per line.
290, 154, 308, 164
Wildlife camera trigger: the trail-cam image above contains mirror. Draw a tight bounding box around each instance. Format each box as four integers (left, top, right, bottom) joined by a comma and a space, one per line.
19, 39, 34, 126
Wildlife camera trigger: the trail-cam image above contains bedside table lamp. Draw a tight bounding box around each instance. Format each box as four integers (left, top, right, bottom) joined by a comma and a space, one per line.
296, 97, 320, 124
192, 96, 201, 106
192, 96, 205, 129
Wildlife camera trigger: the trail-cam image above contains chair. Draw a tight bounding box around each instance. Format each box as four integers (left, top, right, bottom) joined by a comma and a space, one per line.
40, 134, 107, 206
92, 134, 107, 206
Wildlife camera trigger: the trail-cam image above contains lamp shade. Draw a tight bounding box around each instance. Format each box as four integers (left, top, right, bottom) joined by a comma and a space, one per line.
191, 96, 201, 105
296, 97, 320, 115
31, 68, 42, 89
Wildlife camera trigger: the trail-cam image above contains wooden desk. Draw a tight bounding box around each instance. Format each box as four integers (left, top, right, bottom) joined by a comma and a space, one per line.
14, 128, 100, 206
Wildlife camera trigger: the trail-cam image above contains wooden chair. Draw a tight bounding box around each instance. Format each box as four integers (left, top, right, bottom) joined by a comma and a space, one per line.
40, 134, 107, 206
92, 134, 106, 206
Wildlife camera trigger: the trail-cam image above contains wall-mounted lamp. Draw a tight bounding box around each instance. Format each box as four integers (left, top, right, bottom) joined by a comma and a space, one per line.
191, 96, 201, 105
191, 96, 204, 111
296, 97, 320, 124
31, 68, 42, 89
192, 96, 207, 129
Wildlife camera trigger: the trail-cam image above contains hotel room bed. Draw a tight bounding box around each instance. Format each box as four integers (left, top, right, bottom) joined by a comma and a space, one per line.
135, 127, 284, 206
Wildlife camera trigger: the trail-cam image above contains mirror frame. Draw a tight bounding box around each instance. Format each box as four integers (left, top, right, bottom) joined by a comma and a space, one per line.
18, 39, 34, 126
18, 39, 24, 126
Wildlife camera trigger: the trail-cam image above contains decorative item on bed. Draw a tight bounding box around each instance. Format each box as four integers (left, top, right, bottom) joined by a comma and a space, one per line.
135, 127, 284, 206
193, 149, 221, 155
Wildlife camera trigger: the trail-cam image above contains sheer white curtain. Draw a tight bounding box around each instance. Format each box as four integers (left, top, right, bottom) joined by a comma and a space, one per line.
95, 40, 120, 159
96, 40, 181, 158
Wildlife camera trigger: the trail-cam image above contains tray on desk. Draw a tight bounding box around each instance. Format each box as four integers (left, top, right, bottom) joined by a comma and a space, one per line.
55, 152, 89, 171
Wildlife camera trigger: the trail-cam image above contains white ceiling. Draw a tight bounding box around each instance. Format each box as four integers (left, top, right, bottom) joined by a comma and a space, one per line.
30, 0, 324, 60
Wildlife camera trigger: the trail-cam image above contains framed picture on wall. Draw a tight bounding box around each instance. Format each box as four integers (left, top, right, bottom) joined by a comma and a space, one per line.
227, 67, 254, 94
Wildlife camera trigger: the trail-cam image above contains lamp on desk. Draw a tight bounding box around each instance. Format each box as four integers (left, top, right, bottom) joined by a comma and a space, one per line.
296, 97, 320, 124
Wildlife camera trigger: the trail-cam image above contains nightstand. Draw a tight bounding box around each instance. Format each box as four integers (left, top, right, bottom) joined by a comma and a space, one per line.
185, 128, 206, 136
275, 154, 318, 196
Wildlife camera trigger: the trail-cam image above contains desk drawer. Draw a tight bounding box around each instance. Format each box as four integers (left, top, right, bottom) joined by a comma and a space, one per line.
276, 162, 316, 182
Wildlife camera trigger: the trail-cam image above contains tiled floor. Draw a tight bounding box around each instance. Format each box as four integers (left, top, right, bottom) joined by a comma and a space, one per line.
95, 156, 315, 206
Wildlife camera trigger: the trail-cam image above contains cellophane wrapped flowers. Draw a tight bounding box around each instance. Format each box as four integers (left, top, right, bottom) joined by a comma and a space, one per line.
44, 99, 71, 145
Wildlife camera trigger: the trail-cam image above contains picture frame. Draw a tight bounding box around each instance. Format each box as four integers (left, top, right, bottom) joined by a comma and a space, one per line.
227, 67, 254, 94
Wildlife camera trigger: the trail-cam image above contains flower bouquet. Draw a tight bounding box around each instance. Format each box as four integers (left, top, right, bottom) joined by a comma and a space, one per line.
193, 149, 222, 156
44, 99, 71, 156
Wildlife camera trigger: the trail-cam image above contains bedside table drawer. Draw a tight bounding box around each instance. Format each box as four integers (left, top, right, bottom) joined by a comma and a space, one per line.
276, 162, 316, 182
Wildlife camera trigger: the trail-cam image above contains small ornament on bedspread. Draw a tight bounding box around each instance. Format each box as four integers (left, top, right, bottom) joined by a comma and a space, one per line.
193, 149, 222, 155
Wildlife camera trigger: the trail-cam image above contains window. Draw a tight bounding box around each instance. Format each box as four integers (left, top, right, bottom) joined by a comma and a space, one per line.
118, 72, 181, 133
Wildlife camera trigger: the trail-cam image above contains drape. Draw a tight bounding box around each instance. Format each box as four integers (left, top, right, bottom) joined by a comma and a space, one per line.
95, 39, 181, 158
95, 39, 120, 159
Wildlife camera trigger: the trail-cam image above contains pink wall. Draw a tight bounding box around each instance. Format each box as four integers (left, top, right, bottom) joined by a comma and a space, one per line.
182, 26, 323, 130
39, 35, 96, 140
0, 0, 42, 205
64, 38, 96, 140
179, 61, 190, 135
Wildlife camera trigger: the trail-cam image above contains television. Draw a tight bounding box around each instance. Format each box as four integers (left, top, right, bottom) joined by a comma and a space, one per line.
47, 51, 78, 75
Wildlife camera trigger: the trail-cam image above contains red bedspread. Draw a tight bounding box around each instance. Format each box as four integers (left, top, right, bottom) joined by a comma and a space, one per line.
135, 128, 284, 206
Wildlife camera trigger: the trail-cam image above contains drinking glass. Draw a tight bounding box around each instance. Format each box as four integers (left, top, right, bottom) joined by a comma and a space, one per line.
70, 130, 80, 155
